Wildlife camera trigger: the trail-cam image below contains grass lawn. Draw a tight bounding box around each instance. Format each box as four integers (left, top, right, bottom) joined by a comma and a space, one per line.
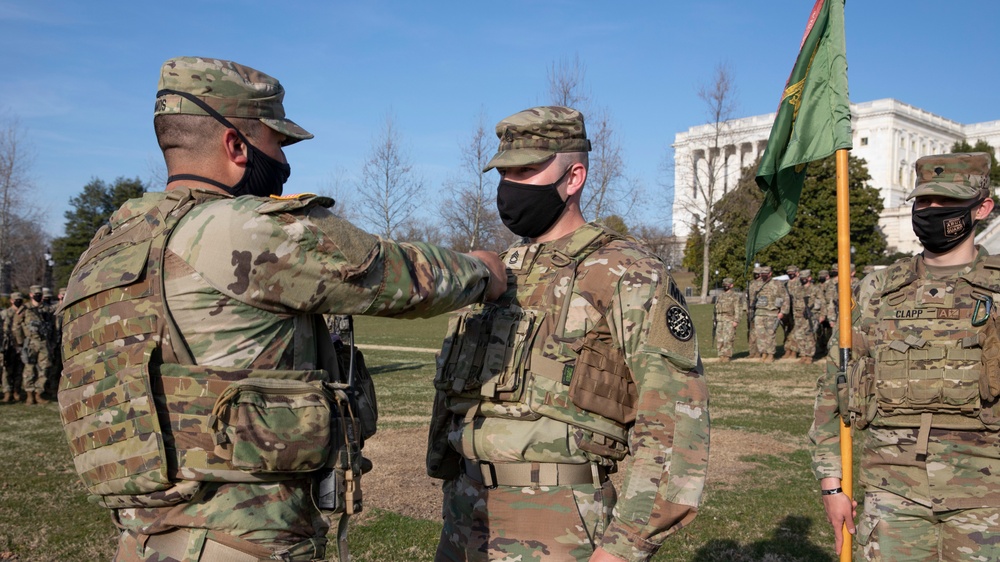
0, 304, 849, 561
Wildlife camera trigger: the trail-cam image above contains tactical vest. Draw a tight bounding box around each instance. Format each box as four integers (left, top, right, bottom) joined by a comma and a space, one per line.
431, 226, 637, 473
58, 189, 367, 509
849, 256, 1000, 431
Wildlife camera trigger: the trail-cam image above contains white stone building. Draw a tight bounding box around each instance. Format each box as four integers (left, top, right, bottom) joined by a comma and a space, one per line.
672, 98, 1000, 256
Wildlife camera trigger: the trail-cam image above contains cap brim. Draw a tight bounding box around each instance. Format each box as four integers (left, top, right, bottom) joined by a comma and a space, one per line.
261, 117, 313, 145
906, 182, 982, 201
482, 148, 555, 172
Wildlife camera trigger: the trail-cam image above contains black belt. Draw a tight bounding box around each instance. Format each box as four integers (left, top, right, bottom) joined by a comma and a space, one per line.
462, 459, 607, 488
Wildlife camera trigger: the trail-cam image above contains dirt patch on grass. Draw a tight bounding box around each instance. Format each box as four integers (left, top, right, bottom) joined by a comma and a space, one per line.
360, 427, 796, 521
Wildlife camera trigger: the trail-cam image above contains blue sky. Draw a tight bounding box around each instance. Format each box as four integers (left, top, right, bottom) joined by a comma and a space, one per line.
2, 1, 998, 237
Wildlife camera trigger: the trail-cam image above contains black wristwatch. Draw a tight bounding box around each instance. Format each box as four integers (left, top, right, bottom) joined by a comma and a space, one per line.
821, 487, 843, 496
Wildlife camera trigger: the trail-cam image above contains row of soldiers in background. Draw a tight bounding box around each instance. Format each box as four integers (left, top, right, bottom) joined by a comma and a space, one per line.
0, 285, 64, 405
714, 263, 861, 362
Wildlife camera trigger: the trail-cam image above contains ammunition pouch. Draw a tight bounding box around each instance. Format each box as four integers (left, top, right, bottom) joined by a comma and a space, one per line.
979, 314, 1000, 402
568, 336, 637, 425
846, 356, 875, 428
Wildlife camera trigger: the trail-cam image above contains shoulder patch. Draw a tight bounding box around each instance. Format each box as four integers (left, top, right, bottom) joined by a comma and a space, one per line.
644, 277, 699, 371
256, 193, 334, 214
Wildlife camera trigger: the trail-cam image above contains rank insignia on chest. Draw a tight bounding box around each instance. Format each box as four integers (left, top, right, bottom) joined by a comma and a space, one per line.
505, 245, 533, 271
666, 305, 694, 341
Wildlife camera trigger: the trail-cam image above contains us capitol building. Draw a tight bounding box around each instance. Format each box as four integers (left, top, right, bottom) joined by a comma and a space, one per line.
672, 98, 1000, 256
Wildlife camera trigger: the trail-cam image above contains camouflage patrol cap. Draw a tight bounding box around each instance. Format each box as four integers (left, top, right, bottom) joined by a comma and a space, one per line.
483, 106, 592, 172
906, 152, 992, 201
41, 287, 52, 297
722, 277, 734, 286
818, 269, 829, 278
154, 57, 313, 145
830, 262, 839, 272
801, 269, 812, 278
753, 266, 763, 274
29, 285, 41, 294
760, 266, 772, 275
10, 292, 22, 300
786, 265, 799, 274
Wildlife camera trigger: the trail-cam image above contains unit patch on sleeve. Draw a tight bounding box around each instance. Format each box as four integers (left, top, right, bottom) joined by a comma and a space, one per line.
666, 305, 694, 341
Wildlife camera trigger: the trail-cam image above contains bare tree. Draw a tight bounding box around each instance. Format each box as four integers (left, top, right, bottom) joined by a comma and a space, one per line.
548, 55, 590, 110
677, 63, 740, 302
0, 116, 46, 293
547, 56, 638, 225
356, 114, 423, 238
439, 114, 509, 253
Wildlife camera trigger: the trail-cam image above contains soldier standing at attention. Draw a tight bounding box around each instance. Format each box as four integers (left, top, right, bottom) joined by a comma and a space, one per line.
0, 292, 23, 403
811, 153, 1000, 560
752, 266, 789, 363
14, 285, 51, 405
783, 265, 802, 360
793, 269, 822, 364
57, 56, 506, 561
747, 266, 764, 359
40, 287, 59, 398
714, 277, 742, 362
429, 106, 709, 562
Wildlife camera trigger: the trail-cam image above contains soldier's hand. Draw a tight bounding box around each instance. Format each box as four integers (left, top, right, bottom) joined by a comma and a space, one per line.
466, 250, 508, 302
820, 478, 856, 555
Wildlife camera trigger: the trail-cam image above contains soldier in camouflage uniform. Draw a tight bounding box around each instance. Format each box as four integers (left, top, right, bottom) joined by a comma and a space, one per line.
0, 292, 24, 403
815, 269, 832, 357
57, 57, 506, 562
810, 153, 1000, 560
783, 265, 802, 360
40, 287, 60, 397
429, 107, 709, 562
747, 266, 764, 358
714, 277, 742, 362
14, 285, 52, 405
751, 266, 789, 363
790, 269, 823, 364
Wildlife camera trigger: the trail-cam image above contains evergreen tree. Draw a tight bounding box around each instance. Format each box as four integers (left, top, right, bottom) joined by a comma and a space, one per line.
51, 176, 146, 288
687, 154, 885, 288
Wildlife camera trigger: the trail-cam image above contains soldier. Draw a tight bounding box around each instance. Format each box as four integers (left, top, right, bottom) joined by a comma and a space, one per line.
811, 153, 1000, 560
752, 266, 789, 363
0, 292, 24, 403
57, 57, 506, 561
14, 285, 52, 405
714, 277, 742, 362
40, 287, 60, 397
783, 265, 802, 360
815, 269, 832, 356
792, 269, 823, 364
429, 106, 709, 562
747, 265, 765, 358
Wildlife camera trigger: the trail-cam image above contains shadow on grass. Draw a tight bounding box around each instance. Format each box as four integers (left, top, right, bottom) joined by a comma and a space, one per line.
368, 362, 426, 375
692, 515, 834, 562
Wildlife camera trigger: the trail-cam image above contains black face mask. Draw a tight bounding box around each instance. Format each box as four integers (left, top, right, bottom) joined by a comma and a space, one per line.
912, 198, 983, 254
800, 278, 809, 285
158, 89, 290, 198
496, 167, 571, 238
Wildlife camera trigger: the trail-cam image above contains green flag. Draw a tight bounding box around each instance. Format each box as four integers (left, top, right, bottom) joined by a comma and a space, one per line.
746, 0, 851, 265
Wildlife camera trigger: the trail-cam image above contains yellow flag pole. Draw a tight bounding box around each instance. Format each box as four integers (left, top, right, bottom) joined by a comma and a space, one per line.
835, 147, 853, 561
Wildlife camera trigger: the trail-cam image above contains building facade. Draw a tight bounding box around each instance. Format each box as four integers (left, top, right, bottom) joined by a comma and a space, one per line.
672, 98, 1000, 255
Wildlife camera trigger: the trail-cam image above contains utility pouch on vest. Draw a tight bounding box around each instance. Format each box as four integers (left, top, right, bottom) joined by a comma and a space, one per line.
979, 315, 1000, 402
568, 336, 637, 425
846, 356, 876, 428
336, 342, 378, 440
426, 389, 462, 480
436, 305, 539, 402
212, 378, 333, 473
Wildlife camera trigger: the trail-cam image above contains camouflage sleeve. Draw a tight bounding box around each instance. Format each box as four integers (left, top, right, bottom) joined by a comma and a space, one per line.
12, 311, 24, 346
170, 198, 490, 318
599, 259, 709, 562
808, 270, 881, 480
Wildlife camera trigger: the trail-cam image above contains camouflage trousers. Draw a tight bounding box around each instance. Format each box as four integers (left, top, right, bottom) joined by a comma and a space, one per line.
856, 490, 1000, 561
790, 315, 816, 358
1, 357, 20, 393
115, 528, 326, 562
782, 316, 797, 354
715, 317, 737, 359
20, 343, 49, 393
753, 314, 780, 356
436, 472, 616, 561
747, 319, 758, 356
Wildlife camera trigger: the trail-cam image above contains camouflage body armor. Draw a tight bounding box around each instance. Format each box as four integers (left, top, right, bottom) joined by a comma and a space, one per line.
428, 225, 637, 479
848, 257, 1000, 433
58, 189, 370, 512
